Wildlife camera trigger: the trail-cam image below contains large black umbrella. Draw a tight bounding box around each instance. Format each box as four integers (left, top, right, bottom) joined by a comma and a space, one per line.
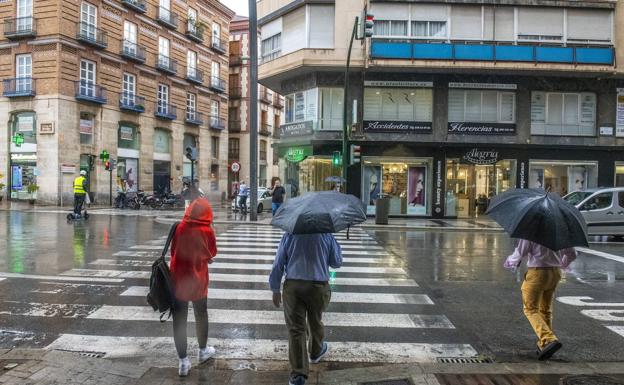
486, 188, 588, 251
271, 191, 367, 234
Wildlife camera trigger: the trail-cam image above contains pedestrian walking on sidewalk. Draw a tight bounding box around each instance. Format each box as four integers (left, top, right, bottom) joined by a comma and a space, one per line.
170, 198, 217, 376
269, 233, 343, 385
504, 239, 577, 361
270, 179, 286, 215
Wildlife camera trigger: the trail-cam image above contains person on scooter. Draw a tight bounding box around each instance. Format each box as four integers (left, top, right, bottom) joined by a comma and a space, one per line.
73, 170, 88, 216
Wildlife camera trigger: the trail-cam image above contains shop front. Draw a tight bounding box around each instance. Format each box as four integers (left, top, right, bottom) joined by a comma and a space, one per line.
9, 112, 37, 200
153, 129, 171, 195
528, 161, 598, 196
117, 124, 140, 192
278, 144, 344, 197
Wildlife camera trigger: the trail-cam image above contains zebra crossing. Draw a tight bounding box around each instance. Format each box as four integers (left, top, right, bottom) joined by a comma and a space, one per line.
0, 225, 477, 364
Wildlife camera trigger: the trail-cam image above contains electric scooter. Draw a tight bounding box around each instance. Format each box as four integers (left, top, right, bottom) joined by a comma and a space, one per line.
67, 199, 90, 221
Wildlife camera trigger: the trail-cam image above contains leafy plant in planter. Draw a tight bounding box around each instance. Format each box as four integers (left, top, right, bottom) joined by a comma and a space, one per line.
0, 183, 5, 202
27, 183, 39, 204
187, 16, 205, 36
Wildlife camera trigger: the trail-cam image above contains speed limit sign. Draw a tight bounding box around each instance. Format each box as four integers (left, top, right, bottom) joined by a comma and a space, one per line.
231, 162, 241, 173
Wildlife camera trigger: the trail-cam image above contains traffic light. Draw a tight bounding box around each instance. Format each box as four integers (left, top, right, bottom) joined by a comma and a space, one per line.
104, 160, 111, 171
359, 10, 374, 39
332, 151, 342, 166
185, 146, 198, 161
350, 144, 361, 165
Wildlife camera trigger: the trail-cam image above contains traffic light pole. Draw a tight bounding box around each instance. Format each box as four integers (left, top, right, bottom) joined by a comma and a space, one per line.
109, 169, 112, 207
342, 17, 358, 192
249, 0, 259, 221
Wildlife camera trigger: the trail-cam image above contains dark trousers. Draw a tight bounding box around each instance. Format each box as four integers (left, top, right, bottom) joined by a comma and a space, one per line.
282, 280, 331, 379
172, 298, 208, 359
238, 195, 248, 213
73, 194, 85, 215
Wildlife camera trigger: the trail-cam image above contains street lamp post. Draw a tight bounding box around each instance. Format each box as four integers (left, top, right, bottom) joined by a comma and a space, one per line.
249, 0, 258, 221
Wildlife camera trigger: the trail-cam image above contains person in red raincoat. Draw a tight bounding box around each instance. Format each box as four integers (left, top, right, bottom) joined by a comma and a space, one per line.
169, 197, 217, 376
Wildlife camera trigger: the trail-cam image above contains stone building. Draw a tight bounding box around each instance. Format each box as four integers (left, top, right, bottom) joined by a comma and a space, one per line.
0, 0, 234, 204
258, 0, 624, 218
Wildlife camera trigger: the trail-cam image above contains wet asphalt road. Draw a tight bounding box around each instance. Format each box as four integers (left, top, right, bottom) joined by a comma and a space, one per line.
0, 210, 623, 364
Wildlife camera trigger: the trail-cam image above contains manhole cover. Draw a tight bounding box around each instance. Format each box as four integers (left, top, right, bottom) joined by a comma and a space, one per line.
359, 380, 413, 385
562, 375, 624, 385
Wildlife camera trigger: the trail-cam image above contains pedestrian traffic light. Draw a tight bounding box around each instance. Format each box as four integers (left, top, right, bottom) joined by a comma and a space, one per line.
185, 146, 198, 161
360, 10, 374, 39
332, 151, 342, 166
104, 160, 111, 171
350, 144, 361, 165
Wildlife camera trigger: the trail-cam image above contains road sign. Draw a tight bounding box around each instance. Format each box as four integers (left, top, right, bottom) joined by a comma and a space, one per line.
231, 162, 241, 173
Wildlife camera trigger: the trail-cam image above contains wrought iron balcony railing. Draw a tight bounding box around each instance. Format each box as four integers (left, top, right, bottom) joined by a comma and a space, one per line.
121, 0, 146, 13
211, 35, 226, 54
185, 110, 204, 125
3, 77, 36, 97
121, 40, 146, 63
155, 101, 177, 120
119, 92, 145, 113
76, 22, 108, 49
4, 17, 36, 39
156, 54, 177, 75
157, 6, 178, 29
209, 76, 226, 93
75, 80, 107, 104
209, 116, 226, 130
186, 67, 204, 84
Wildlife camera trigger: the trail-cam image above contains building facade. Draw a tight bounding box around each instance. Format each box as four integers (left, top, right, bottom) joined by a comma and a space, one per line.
0, 0, 234, 205
258, 0, 624, 218
228, 16, 281, 196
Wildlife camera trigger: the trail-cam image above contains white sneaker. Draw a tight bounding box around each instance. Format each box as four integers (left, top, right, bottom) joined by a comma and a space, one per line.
198, 346, 216, 363
178, 357, 191, 377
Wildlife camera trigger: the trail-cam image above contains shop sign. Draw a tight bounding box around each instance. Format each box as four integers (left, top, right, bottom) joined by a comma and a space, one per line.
79, 119, 93, 135
617, 88, 624, 138
363, 121, 432, 133
120, 126, 134, 141
434, 160, 443, 214
448, 122, 516, 135
519, 162, 526, 188
10, 153, 37, 162
279, 121, 313, 137
364, 80, 433, 88
449, 82, 517, 90
462, 148, 499, 165
600, 126, 614, 136
11, 166, 22, 190
39, 122, 54, 134
61, 164, 76, 174
284, 147, 311, 163
17, 116, 34, 132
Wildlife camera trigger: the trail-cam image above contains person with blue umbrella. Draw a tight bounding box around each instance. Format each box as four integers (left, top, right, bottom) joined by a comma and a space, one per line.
487, 188, 587, 361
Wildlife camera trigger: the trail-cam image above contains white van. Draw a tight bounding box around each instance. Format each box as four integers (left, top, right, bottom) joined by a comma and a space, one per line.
564, 187, 624, 236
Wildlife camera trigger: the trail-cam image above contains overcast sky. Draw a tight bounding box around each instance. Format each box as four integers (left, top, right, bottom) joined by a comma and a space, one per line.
221, 0, 249, 17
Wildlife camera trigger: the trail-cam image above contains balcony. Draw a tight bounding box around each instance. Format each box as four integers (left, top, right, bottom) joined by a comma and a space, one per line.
120, 0, 146, 13
157, 6, 178, 29
4, 17, 36, 39
186, 68, 204, 85
260, 90, 273, 104
75, 81, 107, 104
370, 40, 615, 66
260, 123, 272, 136
229, 87, 242, 99
185, 110, 204, 125
273, 96, 283, 109
154, 102, 177, 120
230, 54, 243, 66
119, 93, 145, 113
3, 77, 36, 97
156, 54, 177, 75
211, 36, 227, 54
209, 116, 226, 130
76, 22, 108, 49
209, 76, 226, 93
186, 24, 204, 43
229, 120, 242, 132
121, 40, 146, 63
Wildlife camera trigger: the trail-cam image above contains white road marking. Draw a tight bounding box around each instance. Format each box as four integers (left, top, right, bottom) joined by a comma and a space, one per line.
96, 255, 389, 265
557, 296, 624, 307
113, 251, 158, 257
576, 247, 624, 264
0, 301, 98, 318
87, 306, 454, 328
46, 334, 477, 363
60, 269, 418, 286
0, 278, 5, 282
130, 245, 389, 256
216, 242, 384, 250
0, 272, 124, 283
217, 237, 379, 244
580, 309, 624, 321
120, 286, 432, 304
606, 325, 624, 338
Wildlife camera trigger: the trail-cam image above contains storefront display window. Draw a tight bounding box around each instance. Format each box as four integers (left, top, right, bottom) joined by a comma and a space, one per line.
118, 124, 139, 150
11, 112, 36, 145
284, 88, 343, 130
530, 92, 596, 136
153, 129, 171, 154
445, 159, 516, 218
283, 156, 340, 196
117, 158, 138, 192
615, 163, 624, 187
80, 113, 94, 145
362, 157, 432, 216
448, 89, 515, 123
363, 88, 432, 122
529, 160, 597, 196
9, 153, 37, 200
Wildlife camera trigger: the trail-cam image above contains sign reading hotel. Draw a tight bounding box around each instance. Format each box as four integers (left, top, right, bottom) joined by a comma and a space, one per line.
363, 121, 432, 133
279, 121, 313, 137
448, 122, 516, 135
462, 148, 499, 165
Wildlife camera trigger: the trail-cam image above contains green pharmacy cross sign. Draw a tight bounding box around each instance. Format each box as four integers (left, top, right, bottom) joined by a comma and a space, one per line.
12, 133, 24, 147
99, 150, 109, 160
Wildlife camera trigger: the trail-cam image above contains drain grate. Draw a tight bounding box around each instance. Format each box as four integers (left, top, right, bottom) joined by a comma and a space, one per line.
437, 356, 493, 364
359, 380, 413, 385
561, 375, 624, 385
55, 349, 106, 359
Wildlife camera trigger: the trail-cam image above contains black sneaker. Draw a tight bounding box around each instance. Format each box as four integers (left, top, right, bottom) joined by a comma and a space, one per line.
288, 375, 306, 385
310, 342, 328, 364
538, 340, 562, 361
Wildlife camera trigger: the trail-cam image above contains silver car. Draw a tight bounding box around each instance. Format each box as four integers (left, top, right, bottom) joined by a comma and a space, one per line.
564, 187, 624, 236
232, 188, 272, 213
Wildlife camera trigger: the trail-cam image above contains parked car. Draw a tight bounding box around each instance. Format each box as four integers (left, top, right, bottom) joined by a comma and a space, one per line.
564, 187, 624, 236
232, 187, 272, 213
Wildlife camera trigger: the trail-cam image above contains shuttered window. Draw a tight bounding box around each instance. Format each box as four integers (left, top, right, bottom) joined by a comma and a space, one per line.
308, 5, 334, 48
450, 5, 482, 39
567, 9, 612, 43
517, 8, 563, 41
448, 89, 516, 123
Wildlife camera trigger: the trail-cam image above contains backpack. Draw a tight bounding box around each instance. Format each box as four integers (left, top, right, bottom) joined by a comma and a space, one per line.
147, 222, 179, 322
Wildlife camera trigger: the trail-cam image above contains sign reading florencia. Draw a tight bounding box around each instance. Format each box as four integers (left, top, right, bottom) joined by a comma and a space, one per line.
448, 122, 516, 135
363, 121, 433, 133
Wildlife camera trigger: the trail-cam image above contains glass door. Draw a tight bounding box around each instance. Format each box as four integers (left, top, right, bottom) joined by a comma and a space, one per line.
158, 37, 169, 66
123, 21, 137, 54
122, 73, 135, 105
80, 2, 97, 40
158, 84, 169, 114
16, 54, 32, 92
80, 60, 96, 97
16, 0, 33, 31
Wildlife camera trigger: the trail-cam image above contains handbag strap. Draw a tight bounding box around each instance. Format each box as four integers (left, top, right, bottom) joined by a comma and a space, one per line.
161, 221, 180, 261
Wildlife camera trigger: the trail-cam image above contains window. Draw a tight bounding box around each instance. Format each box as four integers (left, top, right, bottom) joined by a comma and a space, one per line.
186, 92, 196, 120
188, 7, 197, 33
80, 2, 97, 39
582, 192, 612, 211
16, 0, 33, 31
260, 140, 267, 161
285, 89, 316, 124
319, 88, 344, 130
122, 73, 136, 105
261, 34, 281, 62
79, 60, 96, 96
123, 21, 137, 55
374, 20, 408, 37
187, 50, 197, 78
158, 37, 169, 67
411, 21, 446, 38
211, 61, 220, 83
448, 89, 515, 123
567, 9, 613, 44
157, 84, 169, 114
118, 124, 139, 150
450, 5, 482, 39
154, 128, 170, 154
159, 0, 170, 12
364, 88, 433, 122
517, 8, 563, 42
212, 22, 220, 43
530, 92, 596, 136
211, 136, 219, 159
211, 100, 219, 120
228, 137, 240, 159
15, 54, 32, 92
79, 112, 93, 145
308, 5, 334, 49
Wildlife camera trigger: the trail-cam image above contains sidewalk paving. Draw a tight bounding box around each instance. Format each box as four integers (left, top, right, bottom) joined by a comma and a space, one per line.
2, 349, 623, 385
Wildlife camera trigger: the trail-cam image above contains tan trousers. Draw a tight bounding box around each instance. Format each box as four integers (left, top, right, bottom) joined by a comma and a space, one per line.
521, 267, 561, 349
282, 280, 331, 379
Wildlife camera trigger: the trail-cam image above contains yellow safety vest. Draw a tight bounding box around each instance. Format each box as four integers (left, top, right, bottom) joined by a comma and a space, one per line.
73, 176, 86, 195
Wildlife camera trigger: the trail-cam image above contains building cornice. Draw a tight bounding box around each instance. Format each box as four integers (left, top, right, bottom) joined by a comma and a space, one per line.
259, 0, 335, 25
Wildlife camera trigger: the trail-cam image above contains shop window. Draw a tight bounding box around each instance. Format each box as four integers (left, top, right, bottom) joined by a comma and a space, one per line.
449, 90, 515, 123
284, 88, 341, 130
581, 192, 612, 211
530, 92, 596, 136
529, 161, 598, 196
117, 157, 138, 192
319, 88, 343, 130
11, 112, 36, 145
153, 128, 170, 154
364, 88, 433, 122
80, 113, 93, 145
615, 163, 624, 187
118, 124, 139, 150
